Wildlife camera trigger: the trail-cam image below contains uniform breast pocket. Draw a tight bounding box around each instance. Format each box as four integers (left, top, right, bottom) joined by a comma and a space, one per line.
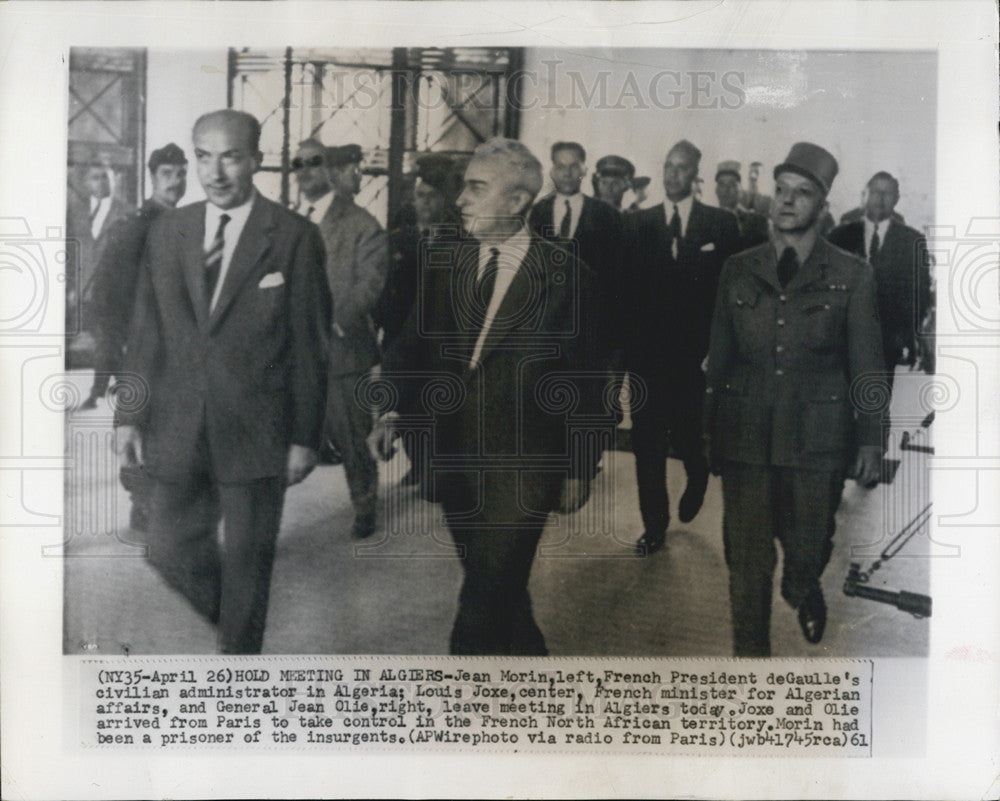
799, 293, 846, 348
729, 286, 765, 341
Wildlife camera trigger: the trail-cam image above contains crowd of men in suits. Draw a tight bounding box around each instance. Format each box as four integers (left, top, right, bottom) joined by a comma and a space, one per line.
78, 107, 933, 657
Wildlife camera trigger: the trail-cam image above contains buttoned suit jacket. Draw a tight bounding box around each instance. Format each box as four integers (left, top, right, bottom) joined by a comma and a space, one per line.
623, 199, 741, 377
382, 234, 607, 523
827, 219, 931, 363
704, 238, 886, 473
315, 195, 389, 377
529, 193, 624, 349
119, 195, 331, 484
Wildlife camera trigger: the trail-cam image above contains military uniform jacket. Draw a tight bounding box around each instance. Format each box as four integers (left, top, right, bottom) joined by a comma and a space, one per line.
316, 195, 389, 376
704, 238, 885, 473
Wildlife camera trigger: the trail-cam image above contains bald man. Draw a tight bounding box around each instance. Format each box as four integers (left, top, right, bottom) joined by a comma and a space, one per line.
116, 110, 330, 653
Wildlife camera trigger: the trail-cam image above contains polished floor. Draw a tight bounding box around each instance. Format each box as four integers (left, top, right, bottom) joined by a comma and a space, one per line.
62, 367, 933, 657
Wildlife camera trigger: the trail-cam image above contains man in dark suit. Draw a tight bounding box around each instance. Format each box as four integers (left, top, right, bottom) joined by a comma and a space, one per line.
294, 139, 388, 539
81, 143, 188, 531
79, 143, 189, 413
828, 171, 932, 395
377, 138, 606, 655
714, 160, 769, 252
374, 153, 463, 489
704, 142, 885, 655
529, 141, 625, 360
115, 110, 330, 654
624, 139, 740, 554
66, 160, 130, 361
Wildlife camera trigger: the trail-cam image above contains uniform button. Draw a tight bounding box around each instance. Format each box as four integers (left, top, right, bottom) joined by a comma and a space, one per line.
779, 294, 787, 302
777, 318, 785, 326
776, 345, 784, 353
775, 369, 784, 376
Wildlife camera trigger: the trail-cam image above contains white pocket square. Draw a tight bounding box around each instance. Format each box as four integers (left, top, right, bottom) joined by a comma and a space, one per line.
258, 272, 285, 289
700, 242, 716, 252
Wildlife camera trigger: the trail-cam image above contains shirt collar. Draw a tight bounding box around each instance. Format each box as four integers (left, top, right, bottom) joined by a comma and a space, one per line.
303, 189, 334, 222
664, 194, 694, 229
478, 226, 532, 272
206, 189, 256, 229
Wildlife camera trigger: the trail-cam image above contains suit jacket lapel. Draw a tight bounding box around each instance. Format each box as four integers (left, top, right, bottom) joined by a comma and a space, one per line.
180, 203, 209, 331
209, 195, 274, 330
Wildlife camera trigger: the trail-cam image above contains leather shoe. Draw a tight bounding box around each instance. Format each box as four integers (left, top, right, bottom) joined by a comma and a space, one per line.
351, 511, 376, 540
678, 473, 709, 523
797, 585, 827, 644
635, 530, 666, 556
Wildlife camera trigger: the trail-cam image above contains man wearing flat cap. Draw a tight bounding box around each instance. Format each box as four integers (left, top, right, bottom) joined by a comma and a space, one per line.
624, 139, 740, 556
592, 154, 635, 211
715, 160, 770, 252
704, 142, 885, 656
294, 139, 388, 540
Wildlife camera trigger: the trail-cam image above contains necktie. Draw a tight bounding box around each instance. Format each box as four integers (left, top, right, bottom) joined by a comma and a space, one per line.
777, 246, 799, 288
478, 247, 500, 307
559, 198, 572, 239
304, 205, 315, 220
869, 227, 880, 260
204, 213, 231, 305
669, 204, 681, 259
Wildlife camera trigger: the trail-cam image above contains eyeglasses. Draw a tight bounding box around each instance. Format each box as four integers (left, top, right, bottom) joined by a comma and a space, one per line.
291, 154, 325, 171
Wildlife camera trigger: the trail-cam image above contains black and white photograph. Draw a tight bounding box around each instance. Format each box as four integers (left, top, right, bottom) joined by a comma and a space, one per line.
61, 45, 937, 658
1, 2, 998, 799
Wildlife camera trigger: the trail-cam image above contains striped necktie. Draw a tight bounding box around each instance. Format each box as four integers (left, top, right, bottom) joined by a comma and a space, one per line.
204, 213, 231, 305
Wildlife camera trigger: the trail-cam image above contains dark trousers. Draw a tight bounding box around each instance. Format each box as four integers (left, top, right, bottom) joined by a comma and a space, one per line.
146, 439, 285, 654
721, 461, 843, 657
326, 373, 377, 518
442, 485, 547, 656
88, 326, 121, 399
630, 368, 709, 533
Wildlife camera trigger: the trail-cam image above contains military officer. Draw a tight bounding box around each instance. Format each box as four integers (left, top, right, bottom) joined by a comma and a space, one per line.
714, 160, 769, 251
704, 142, 885, 656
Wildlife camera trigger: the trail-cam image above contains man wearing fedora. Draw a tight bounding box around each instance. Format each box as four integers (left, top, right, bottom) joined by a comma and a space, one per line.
295, 140, 388, 540
714, 160, 770, 252
703, 142, 885, 656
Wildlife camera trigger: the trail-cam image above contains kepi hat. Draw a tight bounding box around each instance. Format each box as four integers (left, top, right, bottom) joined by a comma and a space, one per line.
774, 142, 838, 195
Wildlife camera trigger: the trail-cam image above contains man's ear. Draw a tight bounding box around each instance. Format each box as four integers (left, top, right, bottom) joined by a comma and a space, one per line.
252, 150, 264, 172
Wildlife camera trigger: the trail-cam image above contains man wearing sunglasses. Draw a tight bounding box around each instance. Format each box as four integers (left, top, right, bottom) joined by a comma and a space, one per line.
293, 139, 388, 540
